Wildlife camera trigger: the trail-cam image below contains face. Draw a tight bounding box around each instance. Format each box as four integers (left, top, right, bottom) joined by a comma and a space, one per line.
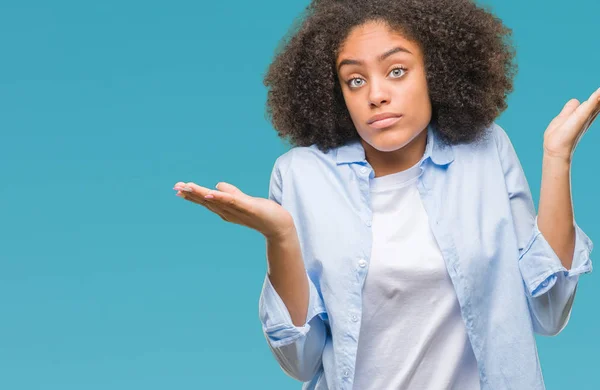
336, 20, 431, 174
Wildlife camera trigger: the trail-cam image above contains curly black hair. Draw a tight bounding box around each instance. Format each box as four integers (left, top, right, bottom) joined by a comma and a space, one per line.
263, 0, 518, 152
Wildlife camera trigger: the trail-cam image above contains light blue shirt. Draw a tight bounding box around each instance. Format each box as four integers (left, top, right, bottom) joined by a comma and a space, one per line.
258, 122, 593, 389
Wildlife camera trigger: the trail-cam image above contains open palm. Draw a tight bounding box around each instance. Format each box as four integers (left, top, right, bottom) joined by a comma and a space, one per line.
543, 87, 600, 162
173, 181, 295, 240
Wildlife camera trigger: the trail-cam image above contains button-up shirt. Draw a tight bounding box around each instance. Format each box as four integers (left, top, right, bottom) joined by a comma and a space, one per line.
258, 122, 594, 389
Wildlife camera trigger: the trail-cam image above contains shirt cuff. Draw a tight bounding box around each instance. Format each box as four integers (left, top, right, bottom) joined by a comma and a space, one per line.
258, 273, 327, 348
519, 215, 593, 298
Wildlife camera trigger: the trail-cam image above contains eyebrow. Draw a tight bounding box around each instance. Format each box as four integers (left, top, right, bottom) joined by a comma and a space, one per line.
337, 46, 412, 72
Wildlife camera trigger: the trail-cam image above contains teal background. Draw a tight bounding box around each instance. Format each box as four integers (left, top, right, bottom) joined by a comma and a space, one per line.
0, 0, 598, 388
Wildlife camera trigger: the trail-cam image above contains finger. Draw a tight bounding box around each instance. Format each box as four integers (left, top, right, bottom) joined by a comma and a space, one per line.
586, 105, 600, 126
591, 106, 600, 124
202, 188, 254, 215
581, 105, 600, 136
173, 182, 217, 200
559, 99, 580, 117
549, 99, 580, 128
174, 182, 254, 216
568, 103, 599, 150
178, 190, 223, 210
182, 182, 211, 196
592, 86, 600, 102
180, 192, 235, 220
215, 181, 245, 197
562, 98, 599, 133
582, 87, 600, 113
576, 89, 600, 131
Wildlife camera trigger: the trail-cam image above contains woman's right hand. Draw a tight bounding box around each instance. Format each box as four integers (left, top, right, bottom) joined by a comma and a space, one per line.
173, 181, 296, 240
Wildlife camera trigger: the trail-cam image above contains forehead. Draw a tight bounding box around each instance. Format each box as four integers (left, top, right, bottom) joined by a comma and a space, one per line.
336, 21, 419, 60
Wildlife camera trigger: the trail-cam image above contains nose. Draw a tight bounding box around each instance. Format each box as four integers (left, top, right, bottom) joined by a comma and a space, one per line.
368, 79, 391, 107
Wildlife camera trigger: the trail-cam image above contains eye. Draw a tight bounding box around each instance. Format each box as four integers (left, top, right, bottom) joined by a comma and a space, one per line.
348, 78, 365, 88
346, 66, 407, 89
389, 66, 407, 78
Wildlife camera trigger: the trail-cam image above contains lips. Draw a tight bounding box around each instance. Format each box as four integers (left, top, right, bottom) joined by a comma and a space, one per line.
367, 114, 403, 129
367, 112, 403, 124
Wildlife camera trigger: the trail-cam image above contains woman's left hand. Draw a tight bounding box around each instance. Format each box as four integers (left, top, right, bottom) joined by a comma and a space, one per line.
543, 87, 600, 163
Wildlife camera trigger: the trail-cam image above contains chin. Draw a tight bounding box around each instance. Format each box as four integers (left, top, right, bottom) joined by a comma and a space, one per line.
372, 142, 411, 153
366, 128, 416, 152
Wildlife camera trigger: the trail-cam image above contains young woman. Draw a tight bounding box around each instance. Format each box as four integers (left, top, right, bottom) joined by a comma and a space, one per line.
173, 0, 598, 388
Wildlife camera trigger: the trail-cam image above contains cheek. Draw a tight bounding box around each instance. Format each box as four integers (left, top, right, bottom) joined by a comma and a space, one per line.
402, 75, 428, 96
410, 73, 430, 98
342, 93, 362, 118
396, 85, 431, 117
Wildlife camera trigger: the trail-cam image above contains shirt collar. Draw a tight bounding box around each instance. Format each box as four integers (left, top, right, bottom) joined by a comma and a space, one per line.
334, 122, 455, 166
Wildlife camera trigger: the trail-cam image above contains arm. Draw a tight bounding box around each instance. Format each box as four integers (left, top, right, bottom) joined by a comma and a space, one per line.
258, 154, 328, 382
538, 155, 576, 270
493, 124, 593, 336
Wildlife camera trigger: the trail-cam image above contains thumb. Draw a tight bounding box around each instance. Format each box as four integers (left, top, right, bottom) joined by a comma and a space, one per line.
558, 98, 580, 118
549, 98, 580, 129
215, 182, 246, 196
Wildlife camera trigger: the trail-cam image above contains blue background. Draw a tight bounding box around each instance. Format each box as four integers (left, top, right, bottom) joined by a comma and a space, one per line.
0, 0, 598, 388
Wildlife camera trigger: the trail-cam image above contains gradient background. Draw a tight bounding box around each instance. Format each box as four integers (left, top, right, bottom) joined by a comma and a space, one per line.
1, 0, 598, 389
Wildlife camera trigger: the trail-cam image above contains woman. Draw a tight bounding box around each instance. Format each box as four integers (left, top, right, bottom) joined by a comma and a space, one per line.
173, 0, 598, 388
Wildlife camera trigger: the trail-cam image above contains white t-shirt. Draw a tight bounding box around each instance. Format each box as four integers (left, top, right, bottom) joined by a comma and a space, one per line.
353, 159, 480, 389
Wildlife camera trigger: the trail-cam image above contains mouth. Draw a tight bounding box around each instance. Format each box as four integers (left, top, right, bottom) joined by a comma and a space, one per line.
368, 115, 403, 129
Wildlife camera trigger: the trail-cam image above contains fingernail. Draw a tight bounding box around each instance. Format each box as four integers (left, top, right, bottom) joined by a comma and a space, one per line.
215, 183, 220, 189
205, 194, 214, 199
181, 187, 193, 192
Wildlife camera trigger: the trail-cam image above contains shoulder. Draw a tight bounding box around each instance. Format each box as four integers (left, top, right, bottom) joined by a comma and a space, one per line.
273, 144, 337, 179
489, 122, 513, 149
483, 121, 521, 164
450, 121, 510, 159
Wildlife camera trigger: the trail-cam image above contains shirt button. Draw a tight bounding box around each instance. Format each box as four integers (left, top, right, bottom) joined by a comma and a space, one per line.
541, 279, 549, 287
343, 370, 350, 377
365, 220, 372, 227
358, 259, 367, 268
360, 167, 368, 174
351, 314, 359, 322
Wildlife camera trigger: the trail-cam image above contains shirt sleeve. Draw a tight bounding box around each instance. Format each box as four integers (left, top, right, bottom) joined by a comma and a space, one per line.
257, 153, 328, 382
492, 123, 594, 336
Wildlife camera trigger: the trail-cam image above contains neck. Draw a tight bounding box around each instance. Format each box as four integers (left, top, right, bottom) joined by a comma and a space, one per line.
361, 127, 428, 178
